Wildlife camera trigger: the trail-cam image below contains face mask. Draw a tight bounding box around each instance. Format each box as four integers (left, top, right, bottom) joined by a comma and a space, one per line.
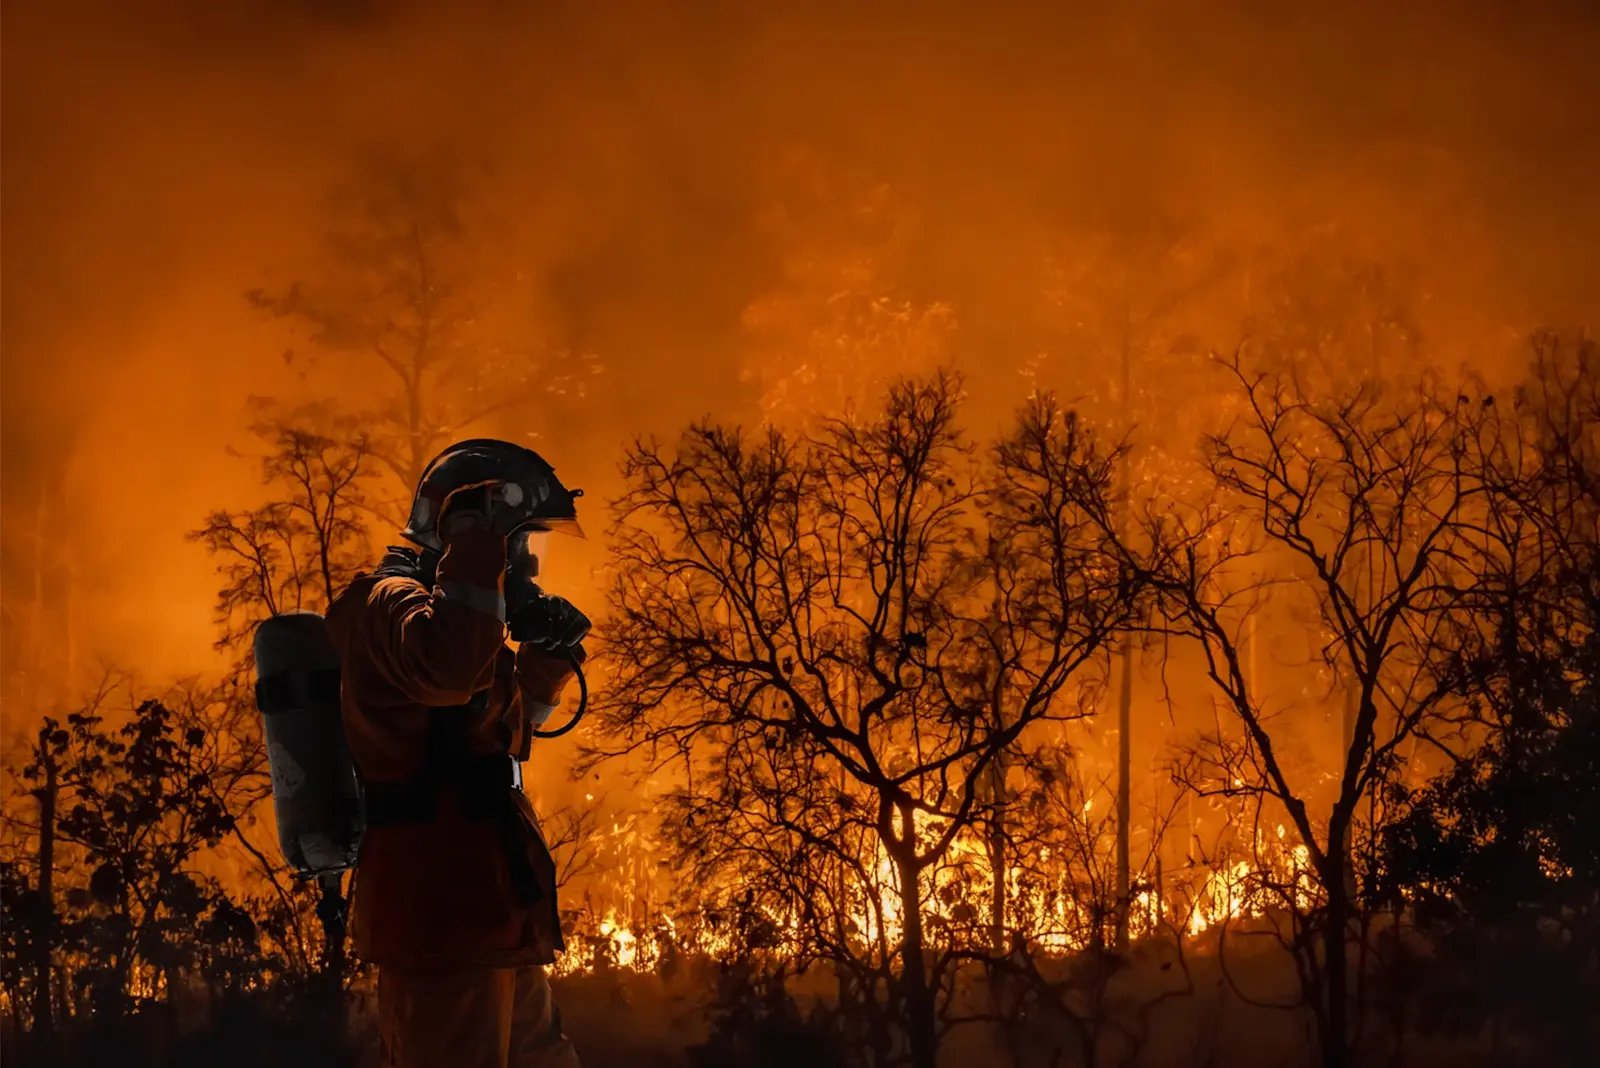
505, 529, 548, 620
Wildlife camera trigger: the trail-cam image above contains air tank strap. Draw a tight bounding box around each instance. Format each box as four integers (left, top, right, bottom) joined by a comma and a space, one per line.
361, 696, 545, 906
256, 667, 341, 715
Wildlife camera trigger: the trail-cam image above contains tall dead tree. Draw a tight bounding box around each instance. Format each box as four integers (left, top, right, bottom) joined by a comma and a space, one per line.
591, 374, 1144, 1068
192, 422, 375, 650
28, 732, 58, 1051
246, 146, 590, 514
4, 483, 76, 718
1038, 217, 1239, 950
1133, 353, 1494, 1068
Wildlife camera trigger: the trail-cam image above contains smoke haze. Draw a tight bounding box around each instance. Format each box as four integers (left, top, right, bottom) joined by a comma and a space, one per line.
4, 0, 1598, 687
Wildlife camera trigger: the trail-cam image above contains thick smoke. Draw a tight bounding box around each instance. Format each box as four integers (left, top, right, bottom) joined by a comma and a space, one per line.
3, 0, 1597, 684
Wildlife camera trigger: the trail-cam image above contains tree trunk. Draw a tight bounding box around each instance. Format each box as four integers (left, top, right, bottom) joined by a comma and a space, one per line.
62, 518, 76, 699
1154, 855, 1165, 930
1115, 296, 1135, 954
32, 749, 58, 1046
987, 585, 1009, 957
1319, 844, 1351, 1068
406, 359, 428, 494
895, 849, 938, 1068
26, 496, 47, 712
987, 804, 1006, 956
1115, 637, 1133, 951
836, 764, 854, 1008
987, 702, 1009, 956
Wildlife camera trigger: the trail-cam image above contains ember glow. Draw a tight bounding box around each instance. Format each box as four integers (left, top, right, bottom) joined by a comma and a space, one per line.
546, 791, 1325, 979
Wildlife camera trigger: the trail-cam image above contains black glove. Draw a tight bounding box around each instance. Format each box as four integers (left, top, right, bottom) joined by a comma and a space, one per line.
439, 480, 535, 539
508, 587, 591, 652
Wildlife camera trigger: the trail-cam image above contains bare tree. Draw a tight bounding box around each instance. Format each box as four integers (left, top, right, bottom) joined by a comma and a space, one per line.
589, 373, 1143, 1068
246, 146, 591, 512
1, 476, 81, 720
1441, 331, 1598, 719
1131, 354, 1495, 1068
1034, 215, 1245, 953
190, 420, 375, 654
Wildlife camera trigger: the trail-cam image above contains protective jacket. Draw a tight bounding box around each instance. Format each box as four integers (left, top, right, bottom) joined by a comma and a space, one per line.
325, 527, 569, 971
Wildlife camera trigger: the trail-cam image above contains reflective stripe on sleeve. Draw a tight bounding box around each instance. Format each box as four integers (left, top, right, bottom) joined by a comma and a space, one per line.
526, 699, 558, 728
438, 581, 507, 622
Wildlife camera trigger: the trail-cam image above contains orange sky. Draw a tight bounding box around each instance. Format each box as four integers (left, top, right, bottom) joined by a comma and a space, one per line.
4, 0, 1598, 697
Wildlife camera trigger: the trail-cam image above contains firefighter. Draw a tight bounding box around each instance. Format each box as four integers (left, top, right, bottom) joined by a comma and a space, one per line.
325, 439, 590, 1068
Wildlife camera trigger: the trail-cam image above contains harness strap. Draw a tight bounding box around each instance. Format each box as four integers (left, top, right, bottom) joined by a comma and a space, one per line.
363, 699, 545, 906
256, 667, 342, 715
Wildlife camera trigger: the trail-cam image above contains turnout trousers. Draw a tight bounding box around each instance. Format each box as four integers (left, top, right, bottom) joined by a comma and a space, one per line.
377, 964, 581, 1068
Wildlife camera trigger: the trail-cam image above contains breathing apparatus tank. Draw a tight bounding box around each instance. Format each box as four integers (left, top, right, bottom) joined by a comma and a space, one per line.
253, 611, 364, 877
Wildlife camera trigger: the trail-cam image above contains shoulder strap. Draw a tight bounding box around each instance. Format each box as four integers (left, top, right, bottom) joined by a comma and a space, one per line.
420, 690, 491, 774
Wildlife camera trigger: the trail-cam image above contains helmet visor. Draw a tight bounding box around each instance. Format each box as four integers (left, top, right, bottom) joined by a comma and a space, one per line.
518, 515, 586, 540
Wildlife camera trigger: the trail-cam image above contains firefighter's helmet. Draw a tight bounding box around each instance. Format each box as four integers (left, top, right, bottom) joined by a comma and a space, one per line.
400, 438, 585, 552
